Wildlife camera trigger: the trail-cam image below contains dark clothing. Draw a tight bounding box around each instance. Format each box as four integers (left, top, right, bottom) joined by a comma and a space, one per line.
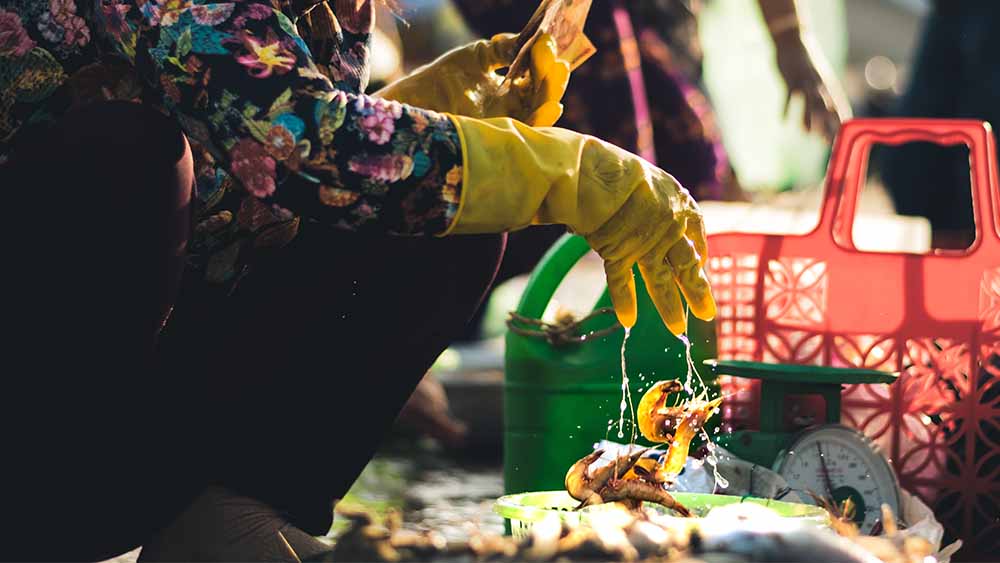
1, 100, 504, 561
1, 101, 199, 562
879, 1, 1000, 243
161, 206, 505, 538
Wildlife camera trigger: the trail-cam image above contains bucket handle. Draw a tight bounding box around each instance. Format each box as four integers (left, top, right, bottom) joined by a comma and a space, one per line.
513, 233, 595, 321
506, 308, 620, 347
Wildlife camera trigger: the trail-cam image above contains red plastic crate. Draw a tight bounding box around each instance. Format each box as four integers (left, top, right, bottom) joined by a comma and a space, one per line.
706, 119, 999, 559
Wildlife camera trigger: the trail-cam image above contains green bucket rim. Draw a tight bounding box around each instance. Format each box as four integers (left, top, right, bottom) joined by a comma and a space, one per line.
494, 490, 830, 528
493, 491, 583, 525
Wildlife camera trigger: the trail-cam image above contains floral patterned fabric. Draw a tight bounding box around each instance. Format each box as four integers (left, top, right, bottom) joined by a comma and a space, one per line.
0, 0, 464, 288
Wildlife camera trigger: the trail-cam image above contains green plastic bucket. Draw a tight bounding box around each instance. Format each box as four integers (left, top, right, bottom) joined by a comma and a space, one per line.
504, 234, 718, 497
494, 491, 830, 539
492, 491, 583, 539
582, 492, 831, 528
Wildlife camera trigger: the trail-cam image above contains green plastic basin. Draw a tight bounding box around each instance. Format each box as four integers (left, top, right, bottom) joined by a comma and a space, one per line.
494, 491, 830, 539
493, 491, 583, 539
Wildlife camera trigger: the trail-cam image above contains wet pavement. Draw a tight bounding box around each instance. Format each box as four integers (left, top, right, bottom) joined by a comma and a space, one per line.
331, 438, 506, 540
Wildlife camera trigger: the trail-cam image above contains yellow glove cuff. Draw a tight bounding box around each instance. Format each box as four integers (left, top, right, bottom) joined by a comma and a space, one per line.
440, 114, 642, 237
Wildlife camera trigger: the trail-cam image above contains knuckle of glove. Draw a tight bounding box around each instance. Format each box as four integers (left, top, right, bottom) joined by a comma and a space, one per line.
667, 238, 698, 272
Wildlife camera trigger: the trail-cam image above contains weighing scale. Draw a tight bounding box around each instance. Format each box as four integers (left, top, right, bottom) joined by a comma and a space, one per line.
704, 360, 901, 534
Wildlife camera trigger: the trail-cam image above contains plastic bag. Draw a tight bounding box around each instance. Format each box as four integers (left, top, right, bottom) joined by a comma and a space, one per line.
593, 441, 801, 502
593, 441, 960, 561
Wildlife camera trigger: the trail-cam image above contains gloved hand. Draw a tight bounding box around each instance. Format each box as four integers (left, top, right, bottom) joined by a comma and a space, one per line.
443, 116, 716, 335
375, 33, 570, 127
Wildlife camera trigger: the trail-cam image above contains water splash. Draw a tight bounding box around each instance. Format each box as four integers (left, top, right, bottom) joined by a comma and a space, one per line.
674, 307, 728, 490
677, 333, 710, 401
618, 327, 633, 439
701, 429, 729, 491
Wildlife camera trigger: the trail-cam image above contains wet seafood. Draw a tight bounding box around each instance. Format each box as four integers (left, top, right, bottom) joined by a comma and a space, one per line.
564, 449, 693, 516
636, 380, 723, 483
563, 379, 722, 515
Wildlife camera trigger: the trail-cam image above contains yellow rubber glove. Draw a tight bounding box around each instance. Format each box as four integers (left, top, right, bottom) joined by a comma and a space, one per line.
375, 34, 570, 127
444, 116, 716, 335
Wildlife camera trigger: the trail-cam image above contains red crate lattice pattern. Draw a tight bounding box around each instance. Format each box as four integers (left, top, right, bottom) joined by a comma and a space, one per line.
705, 120, 1000, 559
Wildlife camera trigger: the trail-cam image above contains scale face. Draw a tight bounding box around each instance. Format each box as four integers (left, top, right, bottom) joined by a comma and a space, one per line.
774, 424, 901, 534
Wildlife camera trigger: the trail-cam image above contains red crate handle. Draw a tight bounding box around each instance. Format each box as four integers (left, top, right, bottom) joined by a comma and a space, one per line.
817, 118, 1000, 254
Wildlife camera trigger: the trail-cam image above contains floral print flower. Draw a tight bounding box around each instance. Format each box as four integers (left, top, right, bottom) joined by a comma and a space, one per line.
441, 183, 459, 206
139, 0, 161, 25
442, 165, 463, 204
46, 0, 89, 49
60, 13, 89, 47
445, 165, 463, 187
358, 112, 393, 144
348, 154, 413, 183
191, 3, 233, 26
220, 3, 268, 29
354, 95, 402, 119
354, 96, 402, 145
36, 11, 63, 44
101, 1, 133, 40
409, 111, 428, 134
272, 113, 305, 140
264, 123, 295, 160
318, 185, 360, 207
244, 4, 272, 20
155, 0, 192, 25
49, 0, 77, 23
136, 0, 189, 25
233, 29, 297, 78
0, 9, 36, 56
230, 139, 277, 198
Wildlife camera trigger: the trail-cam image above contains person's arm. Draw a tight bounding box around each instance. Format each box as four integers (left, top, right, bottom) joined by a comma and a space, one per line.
757, 0, 802, 36
397, 373, 467, 448
757, 0, 852, 140
93, 0, 716, 335
96, 0, 464, 235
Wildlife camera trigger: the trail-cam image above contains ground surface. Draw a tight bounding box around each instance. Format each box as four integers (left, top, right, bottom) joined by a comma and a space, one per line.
99, 440, 503, 562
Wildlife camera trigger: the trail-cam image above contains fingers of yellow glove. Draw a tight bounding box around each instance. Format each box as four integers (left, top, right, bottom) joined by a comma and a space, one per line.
666, 237, 717, 322
485, 33, 519, 70
604, 259, 638, 329
684, 214, 709, 269
638, 259, 687, 336
529, 34, 559, 80
538, 59, 570, 104
526, 100, 563, 127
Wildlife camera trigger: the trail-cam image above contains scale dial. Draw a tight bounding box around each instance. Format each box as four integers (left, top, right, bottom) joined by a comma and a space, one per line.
773, 424, 900, 534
